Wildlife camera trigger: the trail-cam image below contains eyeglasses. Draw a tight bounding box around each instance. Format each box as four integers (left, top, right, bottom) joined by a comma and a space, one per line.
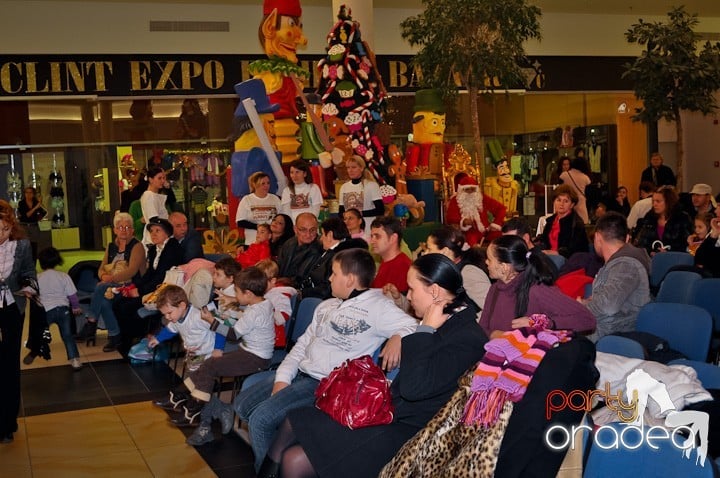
296, 227, 318, 235
115, 225, 132, 231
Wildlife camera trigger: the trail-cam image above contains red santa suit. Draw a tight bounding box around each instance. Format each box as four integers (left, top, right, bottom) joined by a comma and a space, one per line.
445, 176, 506, 246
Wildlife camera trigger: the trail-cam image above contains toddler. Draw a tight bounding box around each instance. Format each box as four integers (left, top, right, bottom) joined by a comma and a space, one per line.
236, 223, 271, 268
29, 247, 83, 370
688, 212, 713, 256
256, 259, 297, 348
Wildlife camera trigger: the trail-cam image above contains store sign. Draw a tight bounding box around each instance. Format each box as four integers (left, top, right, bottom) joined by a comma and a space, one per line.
0, 54, 633, 98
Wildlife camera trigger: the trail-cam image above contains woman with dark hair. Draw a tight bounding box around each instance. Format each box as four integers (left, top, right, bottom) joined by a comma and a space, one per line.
140, 167, 169, 244
481, 235, 595, 338
559, 157, 591, 224
537, 184, 589, 258
17, 187, 46, 223
281, 159, 323, 221
258, 254, 488, 478
269, 213, 295, 259
607, 185, 631, 217
0, 200, 36, 443
342, 208, 366, 239
299, 217, 368, 299
634, 186, 692, 255
426, 224, 490, 312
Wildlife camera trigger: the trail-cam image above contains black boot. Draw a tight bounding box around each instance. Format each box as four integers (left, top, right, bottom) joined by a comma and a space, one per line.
75, 319, 98, 346
257, 456, 280, 478
102, 334, 121, 353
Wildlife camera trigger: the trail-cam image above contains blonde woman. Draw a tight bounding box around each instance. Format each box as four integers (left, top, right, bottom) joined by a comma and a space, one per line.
235, 171, 281, 244
337, 156, 384, 237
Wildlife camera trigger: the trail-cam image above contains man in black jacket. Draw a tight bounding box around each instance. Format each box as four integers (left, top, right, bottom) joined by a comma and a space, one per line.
640, 152, 676, 188
276, 212, 322, 287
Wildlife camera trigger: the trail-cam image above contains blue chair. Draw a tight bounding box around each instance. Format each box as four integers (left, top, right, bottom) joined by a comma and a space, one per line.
596, 335, 645, 359
205, 253, 232, 263
689, 278, 720, 363
649, 251, 694, 289
636, 303, 712, 361
669, 359, 720, 390
372, 342, 400, 381
655, 270, 702, 303
583, 282, 593, 299
546, 253, 566, 271
583, 421, 715, 477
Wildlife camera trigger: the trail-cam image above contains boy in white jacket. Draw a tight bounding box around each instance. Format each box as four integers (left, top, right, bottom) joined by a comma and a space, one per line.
232, 248, 418, 471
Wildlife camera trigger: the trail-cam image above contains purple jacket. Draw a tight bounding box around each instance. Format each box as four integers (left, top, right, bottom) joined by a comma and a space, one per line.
479, 272, 596, 335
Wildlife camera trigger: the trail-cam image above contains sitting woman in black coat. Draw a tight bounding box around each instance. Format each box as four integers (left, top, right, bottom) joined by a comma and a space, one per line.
258, 254, 489, 478
536, 184, 589, 258
633, 186, 692, 255
112, 217, 184, 356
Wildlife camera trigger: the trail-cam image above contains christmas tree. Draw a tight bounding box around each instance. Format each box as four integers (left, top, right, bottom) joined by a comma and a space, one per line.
317, 5, 389, 184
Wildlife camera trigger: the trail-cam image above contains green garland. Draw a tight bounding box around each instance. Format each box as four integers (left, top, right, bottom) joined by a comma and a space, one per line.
249, 57, 309, 79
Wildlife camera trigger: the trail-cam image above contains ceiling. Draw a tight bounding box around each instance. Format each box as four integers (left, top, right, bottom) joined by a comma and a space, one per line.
36, 0, 720, 17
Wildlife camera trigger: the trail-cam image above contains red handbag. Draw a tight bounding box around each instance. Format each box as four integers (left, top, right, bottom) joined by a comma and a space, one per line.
315, 355, 395, 429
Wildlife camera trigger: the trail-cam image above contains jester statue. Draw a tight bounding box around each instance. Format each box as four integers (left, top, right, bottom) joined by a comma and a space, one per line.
230, 79, 284, 198
251, 0, 308, 163
484, 157, 520, 218
405, 89, 454, 178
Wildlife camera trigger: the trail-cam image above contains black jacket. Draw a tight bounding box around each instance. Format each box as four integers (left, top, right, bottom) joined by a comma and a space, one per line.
300, 237, 368, 299
537, 211, 589, 258
633, 209, 692, 254
641, 164, 676, 187
135, 237, 184, 295
277, 238, 323, 288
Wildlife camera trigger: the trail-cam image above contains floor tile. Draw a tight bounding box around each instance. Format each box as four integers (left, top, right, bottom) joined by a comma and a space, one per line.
116, 402, 188, 449
190, 427, 256, 470
0, 419, 30, 467
24, 408, 137, 464
214, 464, 257, 478
140, 442, 217, 477
0, 464, 33, 478
30, 449, 153, 478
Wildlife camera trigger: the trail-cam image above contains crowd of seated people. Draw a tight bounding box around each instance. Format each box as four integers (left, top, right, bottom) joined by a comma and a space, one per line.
48, 160, 720, 476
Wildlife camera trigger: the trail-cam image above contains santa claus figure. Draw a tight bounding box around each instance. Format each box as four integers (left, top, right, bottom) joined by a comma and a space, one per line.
446, 176, 506, 246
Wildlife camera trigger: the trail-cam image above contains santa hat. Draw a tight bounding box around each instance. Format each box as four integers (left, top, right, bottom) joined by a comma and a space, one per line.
264, 0, 302, 17
458, 176, 478, 187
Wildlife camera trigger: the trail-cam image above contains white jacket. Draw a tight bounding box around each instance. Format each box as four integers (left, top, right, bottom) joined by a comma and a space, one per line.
275, 288, 418, 384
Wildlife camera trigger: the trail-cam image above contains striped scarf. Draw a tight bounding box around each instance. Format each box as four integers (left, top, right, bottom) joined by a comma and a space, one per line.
461, 325, 571, 427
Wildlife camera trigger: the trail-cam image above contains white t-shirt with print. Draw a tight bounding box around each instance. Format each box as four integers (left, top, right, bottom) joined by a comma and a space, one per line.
281, 182, 323, 222
235, 193, 280, 244
338, 180, 382, 236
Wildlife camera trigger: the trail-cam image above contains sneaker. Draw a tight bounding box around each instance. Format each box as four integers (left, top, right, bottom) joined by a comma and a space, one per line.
169, 400, 203, 427
70, 358, 83, 371
22, 352, 36, 365
152, 391, 189, 411
218, 403, 234, 435
186, 424, 214, 446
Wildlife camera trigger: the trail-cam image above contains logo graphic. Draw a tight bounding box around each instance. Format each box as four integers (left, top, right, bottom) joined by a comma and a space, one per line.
545, 368, 709, 467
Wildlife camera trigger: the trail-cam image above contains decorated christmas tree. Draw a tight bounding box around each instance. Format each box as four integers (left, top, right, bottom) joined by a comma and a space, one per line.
317, 5, 389, 184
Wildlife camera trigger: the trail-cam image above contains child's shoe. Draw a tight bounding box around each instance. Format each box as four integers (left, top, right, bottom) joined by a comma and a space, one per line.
70, 358, 83, 371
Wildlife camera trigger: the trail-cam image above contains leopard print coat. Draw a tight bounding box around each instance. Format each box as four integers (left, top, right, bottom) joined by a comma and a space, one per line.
379, 370, 513, 478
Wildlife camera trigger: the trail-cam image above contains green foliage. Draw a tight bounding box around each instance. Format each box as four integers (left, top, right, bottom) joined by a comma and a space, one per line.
623, 6, 720, 123
400, 0, 542, 99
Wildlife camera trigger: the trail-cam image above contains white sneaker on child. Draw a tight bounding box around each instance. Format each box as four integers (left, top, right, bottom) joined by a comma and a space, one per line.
70, 358, 83, 371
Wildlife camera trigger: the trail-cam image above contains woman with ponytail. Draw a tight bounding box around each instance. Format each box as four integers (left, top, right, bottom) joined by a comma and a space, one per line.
480, 235, 595, 337
257, 254, 488, 478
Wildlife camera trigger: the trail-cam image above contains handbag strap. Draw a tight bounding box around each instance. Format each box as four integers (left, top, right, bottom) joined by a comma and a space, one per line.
566, 171, 586, 198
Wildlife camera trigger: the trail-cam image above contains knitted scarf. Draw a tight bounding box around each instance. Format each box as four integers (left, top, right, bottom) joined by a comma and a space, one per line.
462, 318, 572, 427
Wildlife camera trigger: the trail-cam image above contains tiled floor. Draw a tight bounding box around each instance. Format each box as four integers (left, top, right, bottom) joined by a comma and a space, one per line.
6, 323, 258, 477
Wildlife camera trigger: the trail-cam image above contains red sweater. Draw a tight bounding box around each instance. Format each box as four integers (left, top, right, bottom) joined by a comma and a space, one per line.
372, 252, 411, 292
236, 241, 271, 269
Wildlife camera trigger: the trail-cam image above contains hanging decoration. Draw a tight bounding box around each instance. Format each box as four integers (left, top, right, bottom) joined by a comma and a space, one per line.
7, 154, 22, 214
317, 5, 390, 185
48, 154, 65, 227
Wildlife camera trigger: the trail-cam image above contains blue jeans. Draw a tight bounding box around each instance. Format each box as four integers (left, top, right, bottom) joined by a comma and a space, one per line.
90, 282, 121, 337
46, 306, 79, 360
233, 372, 319, 471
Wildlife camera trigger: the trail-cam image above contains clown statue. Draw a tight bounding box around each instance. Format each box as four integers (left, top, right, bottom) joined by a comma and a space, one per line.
230, 79, 282, 198
446, 176, 506, 246
405, 89, 454, 178
250, 0, 308, 163
484, 157, 519, 218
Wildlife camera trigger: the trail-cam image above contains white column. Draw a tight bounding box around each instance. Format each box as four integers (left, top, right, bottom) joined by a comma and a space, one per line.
331, 0, 374, 49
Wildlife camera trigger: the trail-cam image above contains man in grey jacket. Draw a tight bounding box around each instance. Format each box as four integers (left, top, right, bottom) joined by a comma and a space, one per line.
581, 212, 651, 340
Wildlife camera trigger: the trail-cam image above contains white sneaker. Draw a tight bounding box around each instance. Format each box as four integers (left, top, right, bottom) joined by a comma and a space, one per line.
70, 358, 83, 370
